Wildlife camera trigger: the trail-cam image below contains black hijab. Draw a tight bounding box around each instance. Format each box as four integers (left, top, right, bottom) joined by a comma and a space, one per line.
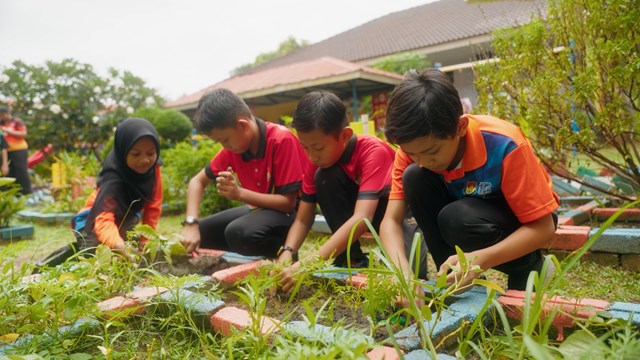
85, 117, 161, 233
98, 117, 161, 204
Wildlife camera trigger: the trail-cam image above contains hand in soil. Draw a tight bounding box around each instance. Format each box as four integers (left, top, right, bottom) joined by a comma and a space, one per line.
276, 260, 301, 294
438, 251, 482, 294
394, 283, 425, 309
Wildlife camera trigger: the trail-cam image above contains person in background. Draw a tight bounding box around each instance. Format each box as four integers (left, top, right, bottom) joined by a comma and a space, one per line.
0, 133, 8, 176
180, 89, 306, 258
380, 69, 558, 306
0, 106, 31, 194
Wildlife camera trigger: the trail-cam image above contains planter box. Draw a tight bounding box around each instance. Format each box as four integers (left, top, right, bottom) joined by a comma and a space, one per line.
0, 224, 35, 240
17, 210, 74, 225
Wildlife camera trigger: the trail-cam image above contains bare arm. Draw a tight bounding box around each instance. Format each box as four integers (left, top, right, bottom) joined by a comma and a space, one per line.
379, 199, 411, 276
277, 200, 316, 263
1, 149, 7, 176
216, 169, 297, 213
181, 170, 211, 252
2, 127, 26, 138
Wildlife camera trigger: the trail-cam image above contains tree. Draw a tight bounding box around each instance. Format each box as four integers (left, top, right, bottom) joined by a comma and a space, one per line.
371, 52, 431, 75
474, 0, 640, 198
0, 59, 163, 151
132, 107, 192, 148
230, 36, 309, 76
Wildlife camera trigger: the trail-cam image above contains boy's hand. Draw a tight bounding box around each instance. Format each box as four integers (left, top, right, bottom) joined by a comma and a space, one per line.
181, 225, 201, 253
393, 275, 425, 309
216, 167, 241, 200
437, 251, 483, 292
278, 261, 301, 293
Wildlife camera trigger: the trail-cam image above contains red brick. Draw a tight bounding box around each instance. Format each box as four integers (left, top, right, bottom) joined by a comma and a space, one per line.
211, 260, 265, 285
196, 248, 227, 257
592, 208, 640, 222
367, 346, 402, 360
97, 296, 143, 318
575, 202, 600, 213
127, 286, 169, 301
498, 290, 610, 341
210, 306, 281, 336
557, 217, 574, 226
548, 226, 591, 250
346, 274, 368, 289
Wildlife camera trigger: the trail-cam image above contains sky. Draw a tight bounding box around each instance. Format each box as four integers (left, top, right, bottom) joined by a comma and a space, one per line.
0, 0, 431, 101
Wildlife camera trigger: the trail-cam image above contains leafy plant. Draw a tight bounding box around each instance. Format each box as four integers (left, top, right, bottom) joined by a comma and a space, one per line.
0, 58, 163, 151
131, 107, 192, 148
0, 178, 27, 228
474, 0, 640, 199
160, 140, 235, 214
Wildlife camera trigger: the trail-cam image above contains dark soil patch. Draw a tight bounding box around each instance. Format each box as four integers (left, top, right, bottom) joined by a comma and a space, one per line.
223, 280, 406, 342
591, 220, 640, 229
149, 255, 232, 276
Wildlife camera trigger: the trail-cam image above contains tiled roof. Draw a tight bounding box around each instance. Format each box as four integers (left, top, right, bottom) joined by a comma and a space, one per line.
166, 57, 403, 108
248, 0, 546, 73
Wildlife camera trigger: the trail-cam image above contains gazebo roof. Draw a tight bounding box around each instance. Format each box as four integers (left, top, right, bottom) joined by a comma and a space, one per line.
165, 57, 403, 111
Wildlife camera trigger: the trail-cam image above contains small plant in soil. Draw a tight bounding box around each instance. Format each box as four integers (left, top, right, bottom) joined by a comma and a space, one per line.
0, 178, 26, 228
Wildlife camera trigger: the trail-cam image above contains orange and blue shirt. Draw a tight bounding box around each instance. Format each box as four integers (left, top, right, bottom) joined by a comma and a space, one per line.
205, 119, 306, 207
301, 134, 395, 203
390, 115, 559, 224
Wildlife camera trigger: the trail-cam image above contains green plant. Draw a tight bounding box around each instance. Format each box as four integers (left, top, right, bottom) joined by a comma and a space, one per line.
0, 58, 163, 151
371, 52, 431, 75
161, 140, 234, 214
132, 107, 192, 148
0, 178, 27, 228
474, 0, 640, 199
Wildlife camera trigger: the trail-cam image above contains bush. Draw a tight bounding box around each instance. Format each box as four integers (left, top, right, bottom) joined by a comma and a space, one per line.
132, 107, 192, 148
154, 109, 192, 147
161, 140, 234, 215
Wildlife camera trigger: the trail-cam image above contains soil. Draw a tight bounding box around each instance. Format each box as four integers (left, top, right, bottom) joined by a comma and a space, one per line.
149, 254, 233, 276
223, 279, 405, 342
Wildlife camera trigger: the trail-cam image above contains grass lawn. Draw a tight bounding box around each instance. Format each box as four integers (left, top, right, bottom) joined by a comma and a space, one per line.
2, 213, 639, 304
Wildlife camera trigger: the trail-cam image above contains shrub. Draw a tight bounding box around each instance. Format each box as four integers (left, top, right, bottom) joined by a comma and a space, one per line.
161, 140, 233, 215
132, 107, 192, 148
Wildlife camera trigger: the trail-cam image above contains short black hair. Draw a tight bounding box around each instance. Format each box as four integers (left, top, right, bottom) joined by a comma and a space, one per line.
292, 91, 348, 137
385, 69, 462, 144
194, 89, 253, 134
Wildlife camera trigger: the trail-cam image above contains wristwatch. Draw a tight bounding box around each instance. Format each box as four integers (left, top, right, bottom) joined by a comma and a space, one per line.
277, 245, 298, 261
181, 216, 199, 226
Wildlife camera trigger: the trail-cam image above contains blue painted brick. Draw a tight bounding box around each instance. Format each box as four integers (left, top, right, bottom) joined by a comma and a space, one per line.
590, 228, 640, 254
404, 350, 457, 360
0, 224, 34, 240
608, 302, 640, 326
158, 288, 225, 317
221, 251, 265, 264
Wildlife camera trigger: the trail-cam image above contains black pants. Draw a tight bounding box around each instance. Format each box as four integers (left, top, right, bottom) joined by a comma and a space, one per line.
8, 149, 31, 195
315, 165, 387, 267
403, 164, 553, 290
198, 205, 294, 258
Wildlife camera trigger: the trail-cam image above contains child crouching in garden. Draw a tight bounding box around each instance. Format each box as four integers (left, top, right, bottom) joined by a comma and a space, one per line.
36, 118, 162, 269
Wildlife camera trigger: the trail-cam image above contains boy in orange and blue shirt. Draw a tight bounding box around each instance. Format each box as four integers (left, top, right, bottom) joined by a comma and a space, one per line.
380, 69, 559, 294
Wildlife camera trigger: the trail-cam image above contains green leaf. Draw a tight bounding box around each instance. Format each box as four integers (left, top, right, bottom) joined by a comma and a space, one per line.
472, 278, 505, 294
558, 330, 607, 359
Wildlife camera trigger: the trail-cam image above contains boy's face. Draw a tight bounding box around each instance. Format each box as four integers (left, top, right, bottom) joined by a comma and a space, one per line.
297, 127, 353, 169
126, 136, 158, 174
398, 116, 468, 172
206, 119, 252, 154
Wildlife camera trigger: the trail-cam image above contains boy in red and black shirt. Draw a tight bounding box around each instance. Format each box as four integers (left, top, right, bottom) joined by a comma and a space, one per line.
181, 89, 306, 258
274, 91, 422, 293
381, 70, 559, 298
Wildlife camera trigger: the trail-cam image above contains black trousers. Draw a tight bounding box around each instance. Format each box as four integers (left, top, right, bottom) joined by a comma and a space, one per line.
8, 149, 31, 195
198, 205, 294, 258
315, 165, 387, 267
403, 163, 553, 290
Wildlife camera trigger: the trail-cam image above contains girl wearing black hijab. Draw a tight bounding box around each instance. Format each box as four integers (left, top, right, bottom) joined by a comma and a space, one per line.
75, 117, 163, 259
35, 118, 162, 269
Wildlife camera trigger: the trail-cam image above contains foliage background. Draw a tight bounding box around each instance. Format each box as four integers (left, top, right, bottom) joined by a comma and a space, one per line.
0, 58, 164, 152
474, 0, 640, 198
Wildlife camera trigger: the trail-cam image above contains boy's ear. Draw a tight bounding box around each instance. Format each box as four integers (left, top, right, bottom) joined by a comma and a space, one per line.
340, 126, 353, 142
456, 115, 469, 137
236, 117, 252, 132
